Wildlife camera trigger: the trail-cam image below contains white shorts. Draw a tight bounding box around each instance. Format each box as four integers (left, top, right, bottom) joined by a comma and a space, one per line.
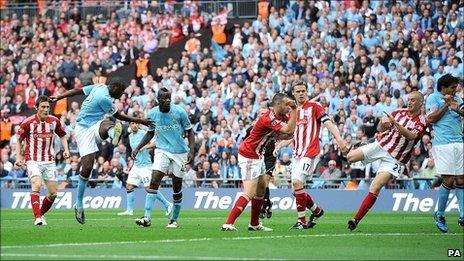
26, 161, 56, 181
127, 166, 152, 187
238, 154, 264, 181
361, 142, 402, 177
291, 157, 319, 183
152, 149, 188, 178
75, 121, 103, 157
432, 143, 464, 176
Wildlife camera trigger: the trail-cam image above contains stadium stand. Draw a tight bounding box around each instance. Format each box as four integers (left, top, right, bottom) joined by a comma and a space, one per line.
1, 0, 463, 190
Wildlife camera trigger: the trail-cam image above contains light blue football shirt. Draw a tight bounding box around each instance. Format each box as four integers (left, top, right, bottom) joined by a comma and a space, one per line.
76, 84, 117, 127
425, 92, 463, 145
147, 104, 192, 154
129, 129, 152, 168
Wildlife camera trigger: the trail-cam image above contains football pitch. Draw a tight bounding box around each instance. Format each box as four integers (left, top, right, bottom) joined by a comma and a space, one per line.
1, 209, 462, 260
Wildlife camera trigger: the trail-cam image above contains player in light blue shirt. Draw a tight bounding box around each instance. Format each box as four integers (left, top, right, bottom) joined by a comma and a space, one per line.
53, 77, 151, 224
132, 88, 195, 228
118, 114, 172, 219
426, 74, 464, 232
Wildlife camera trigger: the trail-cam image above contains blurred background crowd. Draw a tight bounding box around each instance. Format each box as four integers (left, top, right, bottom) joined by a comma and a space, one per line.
1, 0, 463, 191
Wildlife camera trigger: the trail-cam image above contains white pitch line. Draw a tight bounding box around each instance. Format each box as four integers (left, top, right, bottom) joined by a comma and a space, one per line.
1, 233, 462, 249
0, 253, 284, 261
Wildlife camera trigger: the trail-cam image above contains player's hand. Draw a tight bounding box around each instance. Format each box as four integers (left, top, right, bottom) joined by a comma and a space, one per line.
444, 94, 455, 105
384, 112, 397, 126
132, 148, 140, 159
49, 96, 58, 102
286, 98, 297, 109
15, 158, 24, 167
63, 150, 70, 159
339, 140, 350, 156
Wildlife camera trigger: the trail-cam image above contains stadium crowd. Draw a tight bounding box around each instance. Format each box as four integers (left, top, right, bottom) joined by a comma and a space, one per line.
1, 0, 463, 191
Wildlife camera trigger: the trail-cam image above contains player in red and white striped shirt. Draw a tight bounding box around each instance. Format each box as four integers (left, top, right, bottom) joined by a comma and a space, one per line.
275, 80, 349, 229
346, 91, 428, 230
15, 96, 70, 226
222, 93, 297, 231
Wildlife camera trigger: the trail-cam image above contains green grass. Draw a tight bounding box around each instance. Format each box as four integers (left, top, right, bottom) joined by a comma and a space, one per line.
1, 209, 463, 260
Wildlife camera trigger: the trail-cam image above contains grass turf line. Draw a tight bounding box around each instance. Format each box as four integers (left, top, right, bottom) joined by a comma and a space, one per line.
1, 209, 462, 260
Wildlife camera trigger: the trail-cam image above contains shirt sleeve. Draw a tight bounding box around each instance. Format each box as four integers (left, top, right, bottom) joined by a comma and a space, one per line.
54, 118, 67, 138
82, 84, 97, 96
179, 108, 192, 131
314, 102, 330, 123
17, 122, 28, 141
264, 116, 285, 134
425, 94, 438, 115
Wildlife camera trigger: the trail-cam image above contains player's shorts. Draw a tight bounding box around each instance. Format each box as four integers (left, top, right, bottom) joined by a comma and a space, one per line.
432, 142, 464, 176
361, 142, 402, 177
126, 166, 152, 187
291, 156, 319, 183
75, 120, 103, 157
238, 153, 265, 181
152, 149, 188, 178
26, 161, 56, 181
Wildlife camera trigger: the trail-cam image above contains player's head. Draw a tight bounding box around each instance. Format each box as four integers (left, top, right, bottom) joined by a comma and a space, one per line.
158, 87, 172, 113
129, 112, 143, 132
407, 91, 424, 114
107, 77, 126, 99
291, 79, 308, 104
35, 95, 50, 119
271, 92, 290, 116
437, 74, 460, 95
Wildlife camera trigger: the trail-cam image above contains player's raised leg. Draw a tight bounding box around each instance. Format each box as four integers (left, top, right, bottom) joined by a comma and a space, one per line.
99, 119, 122, 146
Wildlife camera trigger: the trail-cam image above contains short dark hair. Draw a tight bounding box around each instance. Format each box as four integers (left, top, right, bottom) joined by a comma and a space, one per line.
107, 77, 125, 90
157, 87, 171, 99
271, 92, 288, 106
35, 95, 50, 108
437, 74, 459, 92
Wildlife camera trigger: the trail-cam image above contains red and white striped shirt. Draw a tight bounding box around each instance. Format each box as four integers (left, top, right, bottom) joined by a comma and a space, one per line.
377, 108, 428, 164
239, 110, 288, 159
293, 100, 329, 159
18, 115, 67, 162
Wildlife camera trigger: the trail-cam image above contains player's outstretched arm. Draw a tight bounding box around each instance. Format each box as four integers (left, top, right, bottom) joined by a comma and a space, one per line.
50, 89, 84, 102
324, 120, 349, 155
377, 116, 392, 133
133, 130, 155, 158
385, 113, 418, 141
114, 111, 152, 126
427, 103, 449, 123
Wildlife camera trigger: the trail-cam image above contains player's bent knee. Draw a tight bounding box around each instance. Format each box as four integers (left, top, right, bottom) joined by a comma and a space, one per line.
347, 149, 363, 163
48, 192, 57, 200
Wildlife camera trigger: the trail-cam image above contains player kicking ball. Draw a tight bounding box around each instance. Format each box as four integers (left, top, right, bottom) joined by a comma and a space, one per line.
222, 93, 297, 231
117, 114, 173, 219
346, 91, 428, 231
132, 88, 195, 228
15, 96, 71, 225
52, 78, 151, 224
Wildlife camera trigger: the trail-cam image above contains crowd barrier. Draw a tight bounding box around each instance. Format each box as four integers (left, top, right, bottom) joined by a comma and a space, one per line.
0, 188, 459, 213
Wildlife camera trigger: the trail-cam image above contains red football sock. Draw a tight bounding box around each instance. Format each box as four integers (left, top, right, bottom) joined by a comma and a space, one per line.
354, 192, 378, 221
40, 196, 55, 216
31, 192, 41, 218
306, 193, 322, 215
294, 188, 307, 223
250, 196, 264, 226
225, 195, 250, 225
